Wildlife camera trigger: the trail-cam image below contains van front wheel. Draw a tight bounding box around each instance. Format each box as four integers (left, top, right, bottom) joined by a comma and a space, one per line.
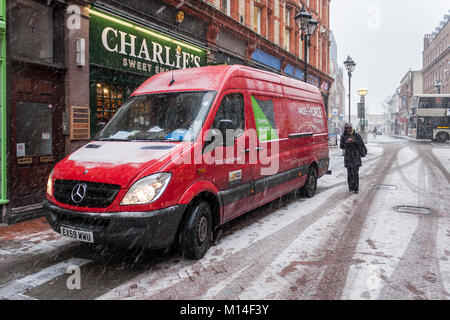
302, 167, 317, 198
179, 201, 212, 260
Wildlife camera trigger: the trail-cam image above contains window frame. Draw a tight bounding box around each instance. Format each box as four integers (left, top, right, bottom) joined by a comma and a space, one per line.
211, 92, 246, 139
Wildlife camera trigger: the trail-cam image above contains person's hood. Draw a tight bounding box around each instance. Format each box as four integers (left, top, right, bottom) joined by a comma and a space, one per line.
344, 129, 355, 136
53, 141, 188, 188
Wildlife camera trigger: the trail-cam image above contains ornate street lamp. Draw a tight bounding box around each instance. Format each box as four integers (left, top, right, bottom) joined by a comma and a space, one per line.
358, 88, 368, 97
295, 6, 318, 83
344, 55, 356, 123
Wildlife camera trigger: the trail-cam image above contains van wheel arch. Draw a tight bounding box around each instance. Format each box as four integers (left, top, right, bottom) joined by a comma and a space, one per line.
176, 192, 221, 258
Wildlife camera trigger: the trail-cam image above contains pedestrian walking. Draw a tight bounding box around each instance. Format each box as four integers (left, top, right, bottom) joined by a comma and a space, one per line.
373, 127, 377, 139
340, 123, 367, 194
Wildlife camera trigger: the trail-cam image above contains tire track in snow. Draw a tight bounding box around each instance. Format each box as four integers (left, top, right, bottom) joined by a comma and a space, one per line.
141, 188, 355, 300
377, 146, 448, 299
427, 150, 450, 184
314, 145, 401, 300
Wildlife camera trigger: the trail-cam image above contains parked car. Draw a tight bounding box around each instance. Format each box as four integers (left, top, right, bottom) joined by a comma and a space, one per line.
43, 65, 330, 259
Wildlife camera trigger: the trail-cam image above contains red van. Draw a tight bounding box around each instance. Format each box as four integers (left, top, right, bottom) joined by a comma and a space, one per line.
43, 65, 329, 259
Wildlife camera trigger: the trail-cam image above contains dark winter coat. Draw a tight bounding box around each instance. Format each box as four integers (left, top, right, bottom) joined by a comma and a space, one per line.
340, 130, 365, 168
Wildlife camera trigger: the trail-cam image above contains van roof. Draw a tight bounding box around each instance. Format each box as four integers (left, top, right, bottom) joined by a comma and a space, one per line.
132, 65, 322, 97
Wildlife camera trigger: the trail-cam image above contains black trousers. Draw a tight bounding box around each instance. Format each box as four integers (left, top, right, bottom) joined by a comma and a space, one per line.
347, 167, 360, 191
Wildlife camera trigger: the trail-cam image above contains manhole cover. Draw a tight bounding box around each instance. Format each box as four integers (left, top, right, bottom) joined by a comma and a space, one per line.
396, 206, 432, 215
372, 184, 398, 190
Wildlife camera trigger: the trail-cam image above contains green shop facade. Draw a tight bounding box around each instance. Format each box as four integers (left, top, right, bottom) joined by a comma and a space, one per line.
88, 8, 208, 137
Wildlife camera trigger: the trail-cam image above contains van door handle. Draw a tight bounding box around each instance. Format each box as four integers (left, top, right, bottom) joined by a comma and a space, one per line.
242, 149, 251, 153
255, 147, 263, 152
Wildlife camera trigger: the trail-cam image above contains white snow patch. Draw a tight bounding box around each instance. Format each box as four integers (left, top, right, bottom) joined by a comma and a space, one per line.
68, 142, 175, 164
432, 147, 450, 173
235, 204, 346, 300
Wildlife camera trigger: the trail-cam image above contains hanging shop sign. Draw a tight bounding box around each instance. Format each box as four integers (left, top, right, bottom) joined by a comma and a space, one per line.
89, 9, 207, 77
320, 81, 329, 91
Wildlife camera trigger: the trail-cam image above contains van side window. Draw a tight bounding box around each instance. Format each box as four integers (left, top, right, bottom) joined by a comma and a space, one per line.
212, 93, 245, 137
251, 95, 279, 142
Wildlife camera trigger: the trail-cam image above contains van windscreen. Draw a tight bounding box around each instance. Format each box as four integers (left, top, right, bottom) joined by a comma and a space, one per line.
96, 91, 217, 142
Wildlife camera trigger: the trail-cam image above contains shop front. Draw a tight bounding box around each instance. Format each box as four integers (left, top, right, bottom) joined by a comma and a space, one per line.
88, 8, 208, 136
6, 0, 66, 222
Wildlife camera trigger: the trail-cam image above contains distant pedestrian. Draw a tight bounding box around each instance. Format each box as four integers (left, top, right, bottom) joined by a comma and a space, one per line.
373, 127, 377, 139
340, 123, 367, 194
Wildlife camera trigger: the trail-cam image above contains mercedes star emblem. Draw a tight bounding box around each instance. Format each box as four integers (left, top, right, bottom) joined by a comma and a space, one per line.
71, 184, 87, 204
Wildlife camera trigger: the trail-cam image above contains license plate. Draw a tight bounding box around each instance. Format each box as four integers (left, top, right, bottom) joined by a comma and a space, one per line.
60, 226, 94, 243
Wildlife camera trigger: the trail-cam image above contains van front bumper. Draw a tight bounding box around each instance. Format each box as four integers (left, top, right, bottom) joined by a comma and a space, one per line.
42, 200, 186, 249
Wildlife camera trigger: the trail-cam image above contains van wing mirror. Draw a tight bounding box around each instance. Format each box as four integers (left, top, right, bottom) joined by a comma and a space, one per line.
93, 122, 107, 140
219, 119, 235, 147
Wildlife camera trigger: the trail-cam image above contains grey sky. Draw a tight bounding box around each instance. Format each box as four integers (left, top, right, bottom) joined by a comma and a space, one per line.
330, 0, 449, 115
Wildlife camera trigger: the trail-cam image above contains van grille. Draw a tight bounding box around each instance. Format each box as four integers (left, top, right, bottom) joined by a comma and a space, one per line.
53, 180, 121, 208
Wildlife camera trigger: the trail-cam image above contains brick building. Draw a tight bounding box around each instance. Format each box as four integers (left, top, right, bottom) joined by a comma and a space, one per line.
328, 30, 345, 134
423, 11, 450, 94
205, 0, 331, 80
5, 0, 333, 223
398, 70, 423, 136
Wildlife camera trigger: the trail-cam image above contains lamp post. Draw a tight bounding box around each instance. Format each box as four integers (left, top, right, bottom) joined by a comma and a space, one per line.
358, 88, 368, 132
295, 6, 318, 83
344, 55, 356, 123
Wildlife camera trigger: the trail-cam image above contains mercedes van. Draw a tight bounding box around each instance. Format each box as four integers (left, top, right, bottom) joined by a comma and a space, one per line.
43, 65, 330, 259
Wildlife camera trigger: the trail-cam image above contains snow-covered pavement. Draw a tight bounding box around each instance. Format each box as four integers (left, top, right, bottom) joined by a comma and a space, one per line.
1, 135, 449, 300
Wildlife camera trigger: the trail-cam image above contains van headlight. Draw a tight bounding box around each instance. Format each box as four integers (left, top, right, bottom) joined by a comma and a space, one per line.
46, 169, 54, 196
121, 173, 171, 205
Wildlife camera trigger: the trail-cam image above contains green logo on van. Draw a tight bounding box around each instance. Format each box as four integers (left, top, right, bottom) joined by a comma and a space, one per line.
251, 96, 279, 142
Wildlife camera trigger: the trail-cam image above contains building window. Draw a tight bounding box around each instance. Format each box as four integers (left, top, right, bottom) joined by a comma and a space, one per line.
253, 5, 261, 34
285, 29, 290, 51
285, 7, 291, 27
9, 1, 53, 63
284, 7, 292, 52
222, 0, 231, 16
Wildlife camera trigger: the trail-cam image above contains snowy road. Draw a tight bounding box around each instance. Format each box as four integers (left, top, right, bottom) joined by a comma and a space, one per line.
1, 135, 449, 300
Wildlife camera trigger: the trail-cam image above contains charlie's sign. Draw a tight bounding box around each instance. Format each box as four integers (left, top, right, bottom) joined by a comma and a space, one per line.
89, 9, 207, 76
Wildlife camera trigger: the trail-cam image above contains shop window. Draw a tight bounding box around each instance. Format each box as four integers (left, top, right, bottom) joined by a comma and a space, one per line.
16, 102, 52, 156
9, 1, 53, 63
95, 83, 134, 123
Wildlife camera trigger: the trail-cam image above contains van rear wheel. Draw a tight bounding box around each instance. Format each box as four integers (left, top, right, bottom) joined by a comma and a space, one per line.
179, 201, 212, 260
302, 167, 317, 198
